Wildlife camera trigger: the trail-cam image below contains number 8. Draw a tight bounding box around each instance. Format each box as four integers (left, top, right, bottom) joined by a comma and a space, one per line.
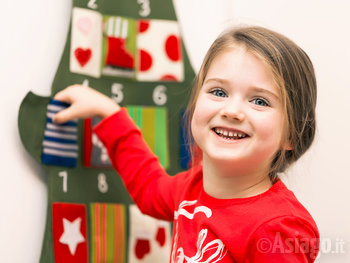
98, 173, 108, 193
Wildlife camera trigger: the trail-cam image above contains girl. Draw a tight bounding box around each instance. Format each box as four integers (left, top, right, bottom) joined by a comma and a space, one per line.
53, 26, 319, 262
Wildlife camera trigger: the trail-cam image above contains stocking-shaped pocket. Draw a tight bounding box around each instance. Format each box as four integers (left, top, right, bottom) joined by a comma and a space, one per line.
102, 15, 137, 78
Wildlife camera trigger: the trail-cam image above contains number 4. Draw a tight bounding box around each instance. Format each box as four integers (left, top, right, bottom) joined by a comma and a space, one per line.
88, 0, 98, 9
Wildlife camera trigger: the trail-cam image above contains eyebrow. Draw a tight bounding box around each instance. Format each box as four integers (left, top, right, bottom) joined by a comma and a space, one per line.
204, 78, 227, 85
204, 78, 280, 101
251, 87, 280, 101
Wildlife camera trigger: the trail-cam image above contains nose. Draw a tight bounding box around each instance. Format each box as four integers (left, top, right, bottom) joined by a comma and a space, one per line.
220, 97, 246, 121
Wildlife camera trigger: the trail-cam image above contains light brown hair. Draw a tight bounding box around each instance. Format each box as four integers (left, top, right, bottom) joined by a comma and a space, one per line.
185, 26, 317, 182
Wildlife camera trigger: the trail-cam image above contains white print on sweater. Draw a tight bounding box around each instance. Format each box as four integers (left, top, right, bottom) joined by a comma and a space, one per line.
171, 200, 227, 263
174, 200, 212, 220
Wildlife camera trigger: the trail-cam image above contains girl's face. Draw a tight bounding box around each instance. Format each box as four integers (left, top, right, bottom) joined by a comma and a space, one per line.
191, 46, 288, 175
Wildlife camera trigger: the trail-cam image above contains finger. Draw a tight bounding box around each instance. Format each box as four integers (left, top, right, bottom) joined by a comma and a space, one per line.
52, 104, 80, 124
53, 85, 80, 103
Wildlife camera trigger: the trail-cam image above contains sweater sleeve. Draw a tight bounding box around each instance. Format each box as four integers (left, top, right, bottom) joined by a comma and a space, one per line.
94, 108, 176, 221
244, 216, 320, 263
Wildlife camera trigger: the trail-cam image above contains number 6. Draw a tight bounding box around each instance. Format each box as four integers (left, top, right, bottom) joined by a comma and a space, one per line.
153, 85, 167, 105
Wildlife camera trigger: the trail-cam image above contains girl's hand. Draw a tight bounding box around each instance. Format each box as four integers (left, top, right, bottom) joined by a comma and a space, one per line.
52, 85, 120, 124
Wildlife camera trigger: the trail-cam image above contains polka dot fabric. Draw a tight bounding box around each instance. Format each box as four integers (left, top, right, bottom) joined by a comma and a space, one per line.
137, 19, 184, 82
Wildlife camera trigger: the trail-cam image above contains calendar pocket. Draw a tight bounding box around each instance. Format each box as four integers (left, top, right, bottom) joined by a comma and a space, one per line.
42, 99, 78, 167
52, 203, 88, 263
70, 7, 103, 78
101, 16, 137, 79
136, 19, 184, 82
89, 203, 126, 263
128, 205, 171, 262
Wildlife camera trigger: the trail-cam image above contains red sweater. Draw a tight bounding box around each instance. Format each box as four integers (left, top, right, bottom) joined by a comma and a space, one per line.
95, 108, 320, 263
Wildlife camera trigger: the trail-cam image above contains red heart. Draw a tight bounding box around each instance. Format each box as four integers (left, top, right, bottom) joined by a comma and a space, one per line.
135, 238, 151, 259
74, 47, 92, 67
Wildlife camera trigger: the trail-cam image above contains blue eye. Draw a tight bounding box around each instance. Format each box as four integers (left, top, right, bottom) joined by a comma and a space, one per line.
210, 89, 227, 97
252, 98, 269, 107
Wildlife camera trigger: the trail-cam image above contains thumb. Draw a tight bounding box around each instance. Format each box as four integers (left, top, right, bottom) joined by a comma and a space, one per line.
52, 104, 80, 124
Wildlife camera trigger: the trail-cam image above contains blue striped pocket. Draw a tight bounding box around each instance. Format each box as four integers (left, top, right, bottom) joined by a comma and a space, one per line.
42, 99, 78, 167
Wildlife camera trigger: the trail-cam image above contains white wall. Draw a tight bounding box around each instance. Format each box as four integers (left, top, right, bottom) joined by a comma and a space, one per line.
0, 0, 349, 262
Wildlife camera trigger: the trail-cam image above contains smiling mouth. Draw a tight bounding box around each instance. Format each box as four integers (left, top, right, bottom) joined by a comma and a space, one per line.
212, 127, 248, 140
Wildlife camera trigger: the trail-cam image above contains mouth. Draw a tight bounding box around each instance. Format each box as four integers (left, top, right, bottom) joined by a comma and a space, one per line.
212, 127, 249, 140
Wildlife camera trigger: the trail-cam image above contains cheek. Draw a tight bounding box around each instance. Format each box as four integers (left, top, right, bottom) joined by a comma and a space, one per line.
191, 98, 206, 128
191, 106, 203, 142
254, 113, 285, 146
191, 98, 213, 142
192, 95, 219, 122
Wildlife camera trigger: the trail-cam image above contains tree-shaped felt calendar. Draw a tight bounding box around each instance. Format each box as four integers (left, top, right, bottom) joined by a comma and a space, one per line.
18, 0, 195, 262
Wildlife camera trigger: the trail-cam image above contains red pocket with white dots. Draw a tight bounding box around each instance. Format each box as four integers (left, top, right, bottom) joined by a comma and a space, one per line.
137, 19, 184, 82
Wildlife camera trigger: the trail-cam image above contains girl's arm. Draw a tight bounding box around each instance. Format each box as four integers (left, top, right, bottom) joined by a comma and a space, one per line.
94, 109, 176, 220
53, 85, 120, 123
54, 85, 176, 221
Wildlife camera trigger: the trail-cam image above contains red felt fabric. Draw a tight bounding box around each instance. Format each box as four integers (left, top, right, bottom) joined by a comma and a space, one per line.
155, 226, 166, 247
52, 203, 88, 263
135, 238, 151, 259
74, 48, 92, 67
106, 37, 134, 69
83, 118, 92, 167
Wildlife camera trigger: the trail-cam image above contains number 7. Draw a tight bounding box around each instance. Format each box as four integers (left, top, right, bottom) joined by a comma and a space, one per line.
59, 171, 68, 193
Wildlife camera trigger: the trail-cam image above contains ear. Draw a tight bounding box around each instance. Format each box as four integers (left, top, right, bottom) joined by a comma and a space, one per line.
282, 140, 293, 151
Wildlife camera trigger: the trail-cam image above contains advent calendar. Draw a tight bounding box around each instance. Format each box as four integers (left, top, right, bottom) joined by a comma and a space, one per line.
18, 0, 195, 262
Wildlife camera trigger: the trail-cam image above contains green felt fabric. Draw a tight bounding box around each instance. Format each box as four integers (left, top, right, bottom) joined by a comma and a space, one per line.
18, 0, 195, 262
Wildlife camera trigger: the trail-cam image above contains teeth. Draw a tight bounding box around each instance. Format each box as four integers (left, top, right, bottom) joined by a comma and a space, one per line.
214, 128, 246, 139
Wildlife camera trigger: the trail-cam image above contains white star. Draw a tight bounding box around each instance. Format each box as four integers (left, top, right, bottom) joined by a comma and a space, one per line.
59, 217, 85, 255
